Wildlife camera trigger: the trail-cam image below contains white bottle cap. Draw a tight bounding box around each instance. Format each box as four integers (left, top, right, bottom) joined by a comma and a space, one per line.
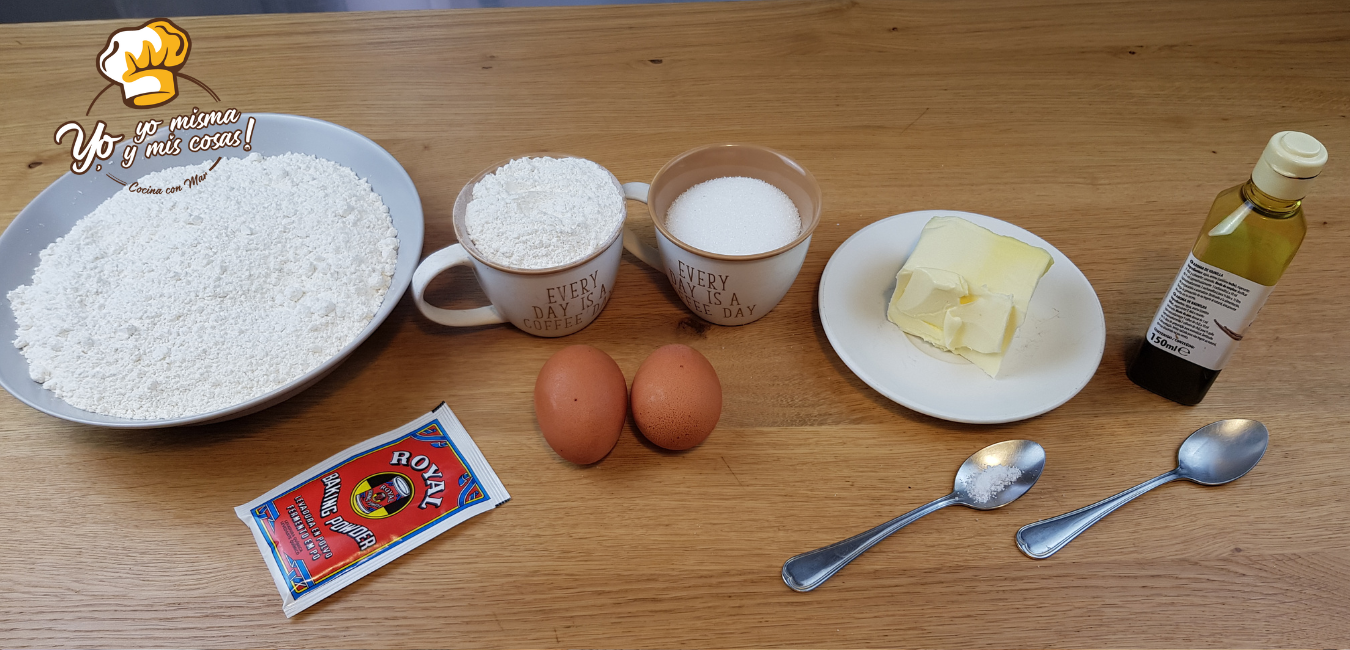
1251, 131, 1328, 200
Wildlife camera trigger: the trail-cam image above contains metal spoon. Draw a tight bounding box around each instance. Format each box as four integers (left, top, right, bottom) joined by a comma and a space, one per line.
1016, 419, 1268, 559
782, 439, 1045, 592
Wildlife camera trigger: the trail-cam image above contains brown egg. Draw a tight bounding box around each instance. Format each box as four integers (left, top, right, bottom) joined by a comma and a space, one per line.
631, 344, 722, 451
534, 345, 627, 464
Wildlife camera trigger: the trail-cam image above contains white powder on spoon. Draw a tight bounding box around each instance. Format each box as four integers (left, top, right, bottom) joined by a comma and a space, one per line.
7, 152, 398, 420
664, 176, 800, 255
465, 156, 624, 269
962, 463, 1023, 504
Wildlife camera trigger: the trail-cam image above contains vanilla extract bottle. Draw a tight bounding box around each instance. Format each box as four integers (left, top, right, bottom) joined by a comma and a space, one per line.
1127, 131, 1328, 405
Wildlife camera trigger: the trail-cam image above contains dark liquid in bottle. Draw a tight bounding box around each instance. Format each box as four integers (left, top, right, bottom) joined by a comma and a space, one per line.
1126, 340, 1219, 406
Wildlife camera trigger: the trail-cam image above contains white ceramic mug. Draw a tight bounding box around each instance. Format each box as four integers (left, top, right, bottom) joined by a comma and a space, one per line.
621, 144, 822, 326
412, 154, 623, 338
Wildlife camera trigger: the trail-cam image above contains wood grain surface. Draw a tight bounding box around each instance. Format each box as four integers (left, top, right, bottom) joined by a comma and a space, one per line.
2, 1, 1348, 647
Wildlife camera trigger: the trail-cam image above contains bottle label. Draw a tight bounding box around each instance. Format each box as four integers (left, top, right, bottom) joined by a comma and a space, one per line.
1145, 254, 1275, 370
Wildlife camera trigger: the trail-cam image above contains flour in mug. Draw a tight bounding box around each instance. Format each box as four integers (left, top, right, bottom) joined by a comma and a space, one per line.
465, 156, 624, 269
7, 152, 399, 420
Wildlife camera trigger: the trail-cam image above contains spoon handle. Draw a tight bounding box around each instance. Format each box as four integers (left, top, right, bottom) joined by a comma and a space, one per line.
782, 493, 959, 592
1016, 469, 1181, 559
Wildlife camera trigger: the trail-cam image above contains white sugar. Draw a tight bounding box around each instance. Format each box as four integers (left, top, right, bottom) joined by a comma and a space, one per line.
962, 463, 1023, 504
664, 176, 800, 255
465, 157, 624, 270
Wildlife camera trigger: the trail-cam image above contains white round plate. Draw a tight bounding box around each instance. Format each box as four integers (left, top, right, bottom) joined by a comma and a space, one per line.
818, 210, 1105, 424
0, 113, 424, 428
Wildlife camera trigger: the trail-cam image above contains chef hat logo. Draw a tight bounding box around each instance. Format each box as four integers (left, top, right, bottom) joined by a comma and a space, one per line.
97, 19, 191, 109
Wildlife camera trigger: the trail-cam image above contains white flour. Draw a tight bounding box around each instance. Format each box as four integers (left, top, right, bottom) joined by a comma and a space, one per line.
465, 156, 623, 269
7, 152, 398, 420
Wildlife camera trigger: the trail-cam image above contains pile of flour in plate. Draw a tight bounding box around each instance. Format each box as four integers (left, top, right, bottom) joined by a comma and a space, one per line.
464, 156, 624, 269
7, 152, 399, 420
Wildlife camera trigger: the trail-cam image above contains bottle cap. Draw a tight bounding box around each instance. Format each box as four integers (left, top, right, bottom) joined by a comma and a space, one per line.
1251, 131, 1328, 200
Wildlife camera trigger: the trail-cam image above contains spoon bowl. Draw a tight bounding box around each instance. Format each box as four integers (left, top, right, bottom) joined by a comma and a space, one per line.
1178, 418, 1268, 485
953, 439, 1047, 510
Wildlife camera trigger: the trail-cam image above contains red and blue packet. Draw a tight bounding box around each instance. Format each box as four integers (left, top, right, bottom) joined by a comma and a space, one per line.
235, 403, 509, 616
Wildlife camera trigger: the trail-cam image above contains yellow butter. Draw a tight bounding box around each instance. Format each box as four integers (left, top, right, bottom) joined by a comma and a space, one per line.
887, 216, 1053, 377
888, 267, 967, 343
944, 289, 1015, 355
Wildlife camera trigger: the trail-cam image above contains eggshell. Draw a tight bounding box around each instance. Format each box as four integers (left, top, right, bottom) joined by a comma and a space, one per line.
631, 344, 722, 450
534, 345, 627, 464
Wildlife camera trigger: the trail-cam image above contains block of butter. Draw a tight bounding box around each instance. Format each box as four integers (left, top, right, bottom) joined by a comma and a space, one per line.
887, 216, 1053, 377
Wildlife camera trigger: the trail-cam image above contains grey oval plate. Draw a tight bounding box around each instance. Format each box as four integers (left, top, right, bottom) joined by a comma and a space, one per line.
0, 113, 424, 428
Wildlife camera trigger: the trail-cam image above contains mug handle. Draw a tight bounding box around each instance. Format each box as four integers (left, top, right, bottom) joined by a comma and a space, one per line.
621, 182, 662, 268
411, 244, 507, 327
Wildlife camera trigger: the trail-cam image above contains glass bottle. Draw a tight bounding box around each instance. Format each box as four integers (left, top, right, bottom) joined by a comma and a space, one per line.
1127, 131, 1327, 405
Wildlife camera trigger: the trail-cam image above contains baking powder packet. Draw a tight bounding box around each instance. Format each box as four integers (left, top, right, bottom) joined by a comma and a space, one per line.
235, 403, 509, 617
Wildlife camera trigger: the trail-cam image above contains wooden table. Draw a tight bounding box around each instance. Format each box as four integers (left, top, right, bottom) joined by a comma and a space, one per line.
2, 1, 1348, 646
